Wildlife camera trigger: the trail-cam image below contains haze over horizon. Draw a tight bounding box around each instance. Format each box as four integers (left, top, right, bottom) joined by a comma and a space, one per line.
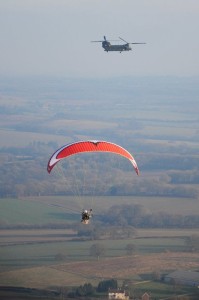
0, 0, 199, 78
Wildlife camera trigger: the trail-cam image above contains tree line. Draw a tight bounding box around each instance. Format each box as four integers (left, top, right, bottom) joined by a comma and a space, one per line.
77, 204, 199, 232
66, 279, 118, 298
100, 204, 199, 228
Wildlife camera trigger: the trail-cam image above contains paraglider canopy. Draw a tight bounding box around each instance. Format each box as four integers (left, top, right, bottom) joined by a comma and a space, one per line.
47, 140, 139, 175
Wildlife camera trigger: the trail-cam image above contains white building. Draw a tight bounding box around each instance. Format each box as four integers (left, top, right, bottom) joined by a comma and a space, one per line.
108, 289, 129, 300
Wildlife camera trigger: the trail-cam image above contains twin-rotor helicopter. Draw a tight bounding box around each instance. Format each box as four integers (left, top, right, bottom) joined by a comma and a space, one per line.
91, 36, 146, 53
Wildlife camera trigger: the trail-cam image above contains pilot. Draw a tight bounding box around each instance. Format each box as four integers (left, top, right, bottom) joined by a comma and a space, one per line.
81, 209, 92, 223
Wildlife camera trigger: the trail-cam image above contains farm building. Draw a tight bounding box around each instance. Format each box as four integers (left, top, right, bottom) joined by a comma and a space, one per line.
164, 270, 199, 287
141, 292, 150, 300
108, 289, 129, 300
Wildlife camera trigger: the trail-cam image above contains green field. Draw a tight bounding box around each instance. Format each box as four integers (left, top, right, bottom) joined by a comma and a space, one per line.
1, 195, 199, 227
0, 236, 188, 269
0, 198, 79, 225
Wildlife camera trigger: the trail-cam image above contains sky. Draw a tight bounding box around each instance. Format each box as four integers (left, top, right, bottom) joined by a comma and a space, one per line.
0, 0, 199, 78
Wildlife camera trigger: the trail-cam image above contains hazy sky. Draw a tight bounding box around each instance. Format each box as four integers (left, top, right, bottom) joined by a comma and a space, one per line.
0, 0, 199, 78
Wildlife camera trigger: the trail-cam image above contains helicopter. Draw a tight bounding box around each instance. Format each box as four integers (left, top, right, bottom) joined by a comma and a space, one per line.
91, 36, 146, 53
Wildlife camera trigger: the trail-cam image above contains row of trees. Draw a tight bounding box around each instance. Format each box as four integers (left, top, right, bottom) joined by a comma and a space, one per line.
66, 279, 118, 298
76, 204, 199, 234
85, 208, 199, 234
100, 204, 199, 228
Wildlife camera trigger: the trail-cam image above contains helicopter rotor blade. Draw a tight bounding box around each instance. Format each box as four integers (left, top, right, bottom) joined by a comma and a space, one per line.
130, 42, 146, 44
91, 38, 119, 43
119, 37, 146, 44
119, 37, 128, 43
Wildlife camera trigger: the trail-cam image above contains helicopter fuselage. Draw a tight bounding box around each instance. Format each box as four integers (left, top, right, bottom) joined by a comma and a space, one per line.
102, 41, 132, 52
91, 36, 145, 53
